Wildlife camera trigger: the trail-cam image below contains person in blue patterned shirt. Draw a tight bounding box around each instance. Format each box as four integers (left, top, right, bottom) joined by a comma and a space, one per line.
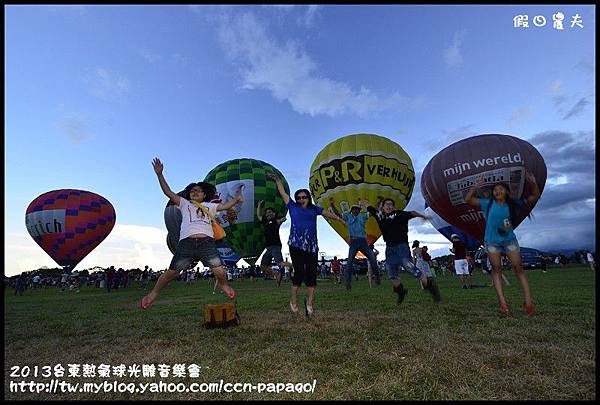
267, 172, 346, 318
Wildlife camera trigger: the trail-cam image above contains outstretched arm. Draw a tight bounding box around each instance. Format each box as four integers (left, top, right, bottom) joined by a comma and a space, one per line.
465, 177, 484, 208
266, 173, 290, 205
410, 210, 433, 221
322, 209, 347, 226
217, 195, 244, 212
524, 172, 541, 207
256, 200, 264, 222
152, 158, 180, 206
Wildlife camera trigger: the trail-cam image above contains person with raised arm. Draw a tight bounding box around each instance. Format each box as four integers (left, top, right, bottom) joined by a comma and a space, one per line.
256, 200, 292, 287
140, 158, 240, 310
267, 172, 346, 318
367, 199, 441, 305
464, 172, 541, 316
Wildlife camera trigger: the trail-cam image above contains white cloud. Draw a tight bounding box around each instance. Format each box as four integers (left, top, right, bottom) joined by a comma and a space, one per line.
550, 80, 562, 94
86, 68, 131, 101
217, 12, 414, 118
506, 107, 533, 127
171, 53, 191, 66
296, 5, 321, 27
139, 48, 162, 63
444, 29, 466, 68
5, 224, 172, 277
57, 113, 91, 143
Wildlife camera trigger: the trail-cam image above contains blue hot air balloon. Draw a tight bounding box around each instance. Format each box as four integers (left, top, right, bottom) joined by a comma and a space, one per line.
424, 203, 481, 250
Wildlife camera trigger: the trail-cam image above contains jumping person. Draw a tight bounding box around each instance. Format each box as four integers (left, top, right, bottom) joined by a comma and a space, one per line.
257, 200, 292, 287
464, 172, 541, 316
367, 199, 440, 304
342, 200, 380, 290
267, 172, 346, 317
141, 158, 240, 309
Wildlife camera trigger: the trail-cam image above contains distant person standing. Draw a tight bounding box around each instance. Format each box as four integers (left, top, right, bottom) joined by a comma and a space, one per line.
541, 255, 548, 273
15, 273, 27, 296
587, 252, 595, 271
331, 256, 341, 284
106, 266, 116, 292
450, 235, 471, 289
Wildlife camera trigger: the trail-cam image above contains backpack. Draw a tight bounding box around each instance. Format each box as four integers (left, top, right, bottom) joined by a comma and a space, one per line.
203, 302, 240, 329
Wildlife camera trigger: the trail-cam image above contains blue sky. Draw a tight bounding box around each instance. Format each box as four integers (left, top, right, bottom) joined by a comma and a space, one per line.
5, 5, 595, 276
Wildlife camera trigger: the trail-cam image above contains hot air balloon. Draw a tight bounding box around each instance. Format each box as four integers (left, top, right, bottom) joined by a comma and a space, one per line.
204, 159, 290, 266
25, 189, 116, 272
309, 133, 416, 245
421, 134, 546, 242
424, 203, 481, 250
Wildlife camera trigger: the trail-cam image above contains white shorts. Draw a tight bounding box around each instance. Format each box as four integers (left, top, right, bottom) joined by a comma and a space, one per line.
455, 259, 469, 275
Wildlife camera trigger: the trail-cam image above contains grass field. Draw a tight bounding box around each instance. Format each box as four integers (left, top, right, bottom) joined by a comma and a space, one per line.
4, 265, 596, 400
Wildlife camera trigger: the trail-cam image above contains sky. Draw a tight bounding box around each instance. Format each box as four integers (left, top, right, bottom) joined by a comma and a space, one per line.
4, 5, 596, 276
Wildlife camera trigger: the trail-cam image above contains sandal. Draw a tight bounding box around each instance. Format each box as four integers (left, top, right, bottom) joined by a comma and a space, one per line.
225, 286, 236, 300
524, 302, 535, 316
499, 302, 510, 316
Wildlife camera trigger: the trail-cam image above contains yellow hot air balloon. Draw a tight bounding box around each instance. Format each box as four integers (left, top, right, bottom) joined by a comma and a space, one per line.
309, 134, 415, 245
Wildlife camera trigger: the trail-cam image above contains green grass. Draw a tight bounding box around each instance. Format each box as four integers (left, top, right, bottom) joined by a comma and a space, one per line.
4, 265, 595, 400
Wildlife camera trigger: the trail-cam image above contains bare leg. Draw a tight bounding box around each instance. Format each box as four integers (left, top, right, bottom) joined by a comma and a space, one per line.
212, 266, 236, 298
506, 250, 532, 305
141, 269, 179, 309
306, 286, 315, 308
290, 285, 299, 312
489, 253, 507, 305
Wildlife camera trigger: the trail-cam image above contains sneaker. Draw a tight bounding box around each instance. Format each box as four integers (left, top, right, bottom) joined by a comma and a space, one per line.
345, 284, 352, 291
463, 285, 468, 290
499, 303, 510, 316
393, 284, 408, 304
524, 302, 535, 316
290, 301, 299, 314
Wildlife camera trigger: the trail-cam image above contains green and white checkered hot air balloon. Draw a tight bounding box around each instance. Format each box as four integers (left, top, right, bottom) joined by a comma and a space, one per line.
204, 158, 290, 266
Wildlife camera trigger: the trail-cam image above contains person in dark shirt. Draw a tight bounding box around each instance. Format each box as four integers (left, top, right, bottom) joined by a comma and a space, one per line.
450, 234, 471, 289
257, 200, 292, 287
367, 198, 440, 304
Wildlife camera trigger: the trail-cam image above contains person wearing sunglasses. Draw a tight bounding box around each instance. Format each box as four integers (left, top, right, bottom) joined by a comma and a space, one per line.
267, 172, 346, 318
141, 158, 240, 310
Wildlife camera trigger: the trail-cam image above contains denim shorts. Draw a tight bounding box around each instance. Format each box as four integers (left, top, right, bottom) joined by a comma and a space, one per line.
169, 237, 223, 272
485, 238, 520, 255
385, 243, 423, 281
260, 245, 284, 266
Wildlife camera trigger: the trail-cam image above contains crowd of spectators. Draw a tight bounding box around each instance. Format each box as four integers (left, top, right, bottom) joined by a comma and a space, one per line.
5, 249, 595, 296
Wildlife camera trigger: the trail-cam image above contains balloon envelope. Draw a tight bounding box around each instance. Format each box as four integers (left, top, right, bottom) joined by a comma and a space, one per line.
309, 133, 416, 245
424, 203, 481, 250
25, 189, 116, 271
421, 134, 546, 242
